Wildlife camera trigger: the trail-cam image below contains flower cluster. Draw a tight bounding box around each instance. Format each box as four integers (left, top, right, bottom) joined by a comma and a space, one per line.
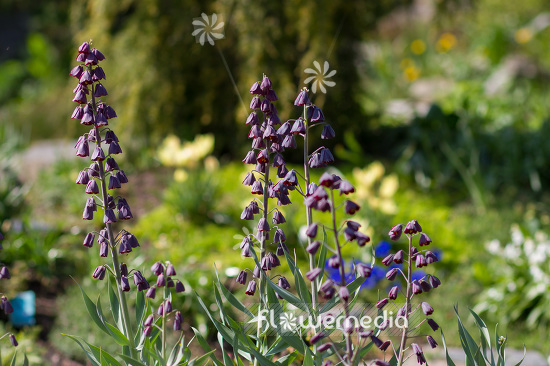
0, 232, 18, 348
375, 220, 441, 365
238, 75, 291, 295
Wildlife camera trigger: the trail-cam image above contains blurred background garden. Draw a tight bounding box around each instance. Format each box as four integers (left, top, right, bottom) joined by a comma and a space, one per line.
2, 0, 550, 364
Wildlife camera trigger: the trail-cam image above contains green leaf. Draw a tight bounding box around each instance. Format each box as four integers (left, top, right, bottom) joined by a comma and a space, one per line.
316, 227, 329, 282
63, 334, 101, 366
167, 334, 186, 366
213, 284, 227, 323
119, 354, 148, 366
265, 284, 306, 354
188, 350, 217, 366
218, 332, 235, 366
302, 346, 314, 366
22, 354, 29, 366
108, 280, 122, 332
455, 306, 478, 366
76, 282, 109, 334
105, 322, 130, 346
440, 330, 457, 366
283, 250, 312, 314
265, 277, 308, 313
136, 290, 146, 328
512, 346, 526, 366
275, 353, 296, 366
214, 265, 255, 318
192, 327, 224, 366
10, 352, 17, 366
469, 308, 493, 365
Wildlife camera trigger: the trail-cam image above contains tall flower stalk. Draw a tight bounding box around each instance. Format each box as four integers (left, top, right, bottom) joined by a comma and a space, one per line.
71, 41, 138, 357
239, 75, 291, 362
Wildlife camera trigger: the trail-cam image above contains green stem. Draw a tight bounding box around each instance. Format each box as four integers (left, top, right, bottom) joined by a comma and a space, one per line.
162, 270, 168, 359
90, 78, 137, 359
303, 104, 318, 312
255, 138, 270, 366
397, 235, 413, 366
330, 189, 352, 363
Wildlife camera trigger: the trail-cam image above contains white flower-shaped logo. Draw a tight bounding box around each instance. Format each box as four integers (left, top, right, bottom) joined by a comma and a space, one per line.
280, 312, 297, 331
304, 60, 337, 94
192, 13, 225, 46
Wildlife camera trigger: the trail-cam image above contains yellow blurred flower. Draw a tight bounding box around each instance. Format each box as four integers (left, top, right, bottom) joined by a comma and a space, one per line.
436, 32, 456, 53
515, 27, 532, 44
353, 161, 399, 215
400, 58, 414, 70
173, 168, 188, 182
403, 65, 420, 82
411, 39, 426, 55
157, 134, 215, 168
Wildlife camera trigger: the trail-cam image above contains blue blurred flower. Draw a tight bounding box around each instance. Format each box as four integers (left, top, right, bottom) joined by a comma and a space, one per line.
375, 241, 391, 257
411, 270, 426, 281
432, 248, 442, 261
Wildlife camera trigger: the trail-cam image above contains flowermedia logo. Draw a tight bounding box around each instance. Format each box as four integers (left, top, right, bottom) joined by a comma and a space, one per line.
304, 60, 337, 94
192, 13, 225, 46
246, 304, 417, 337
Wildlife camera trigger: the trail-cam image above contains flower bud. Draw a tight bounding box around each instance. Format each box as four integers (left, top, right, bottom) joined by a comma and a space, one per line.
0, 266, 10, 279
9, 334, 17, 347
382, 254, 394, 266
306, 223, 318, 238
157, 304, 164, 316
120, 275, 130, 292
427, 318, 439, 331
421, 302, 434, 315
144, 314, 154, 327
356, 263, 372, 278
306, 268, 322, 281
92, 266, 106, 280
328, 255, 340, 269
339, 286, 350, 301
388, 286, 399, 300
174, 311, 183, 331
385, 268, 398, 281
376, 298, 389, 309
309, 332, 325, 345
306, 240, 321, 255
427, 335, 438, 349
370, 335, 383, 348
164, 300, 173, 314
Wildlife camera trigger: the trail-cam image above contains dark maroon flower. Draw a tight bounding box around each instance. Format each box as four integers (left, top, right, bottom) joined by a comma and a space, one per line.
108, 141, 123, 155
146, 287, 156, 299
272, 210, 286, 224
429, 275, 441, 288
249, 81, 262, 94
156, 274, 166, 287
92, 266, 106, 280
392, 250, 404, 264
380, 340, 391, 351
151, 261, 163, 276
309, 332, 325, 345
339, 180, 355, 195
85, 180, 99, 194
427, 318, 439, 331
290, 118, 306, 134
421, 302, 434, 315
236, 270, 247, 285
328, 255, 340, 268
242, 172, 256, 186
93, 82, 108, 97
108, 176, 121, 190
115, 170, 128, 184
404, 219, 422, 235
382, 254, 394, 266
306, 223, 318, 238
164, 300, 173, 314
278, 276, 290, 290
0, 266, 10, 279
339, 286, 350, 301
276, 242, 288, 256
83, 232, 95, 248
166, 263, 176, 276
157, 304, 164, 316
412, 280, 423, 295
245, 280, 257, 295
344, 200, 360, 215
371, 335, 383, 348
9, 333, 17, 347
306, 240, 321, 255
419, 233, 432, 246
250, 180, 263, 195
388, 285, 399, 300
257, 218, 270, 232
356, 263, 372, 278
242, 150, 256, 164
306, 267, 322, 281
355, 232, 370, 246
415, 254, 426, 268
412, 343, 426, 364
427, 335, 438, 349
386, 268, 398, 280
79, 70, 93, 85
174, 311, 183, 331
91, 146, 106, 161
120, 275, 130, 292
99, 242, 108, 257
419, 280, 432, 292
321, 124, 335, 139
103, 209, 117, 224
388, 224, 403, 240
294, 89, 310, 106
425, 251, 438, 264
320, 280, 334, 293
71, 106, 84, 119
376, 298, 389, 309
